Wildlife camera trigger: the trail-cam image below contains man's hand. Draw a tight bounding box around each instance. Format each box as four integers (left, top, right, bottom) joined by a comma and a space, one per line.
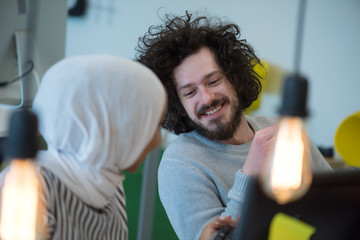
242, 125, 278, 176
199, 216, 237, 240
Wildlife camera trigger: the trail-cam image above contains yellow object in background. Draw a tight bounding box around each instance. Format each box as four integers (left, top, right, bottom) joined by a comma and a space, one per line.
244, 61, 267, 115
269, 212, 316, 240
334, 111, 360, 168
245, 61, 289, 115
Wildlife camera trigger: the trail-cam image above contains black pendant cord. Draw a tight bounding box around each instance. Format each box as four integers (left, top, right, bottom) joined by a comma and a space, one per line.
294, 0, 307, 75
279, 0, 309, 118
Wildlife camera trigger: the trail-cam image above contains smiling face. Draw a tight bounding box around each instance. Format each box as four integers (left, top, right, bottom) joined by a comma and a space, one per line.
174, 47, 243, 141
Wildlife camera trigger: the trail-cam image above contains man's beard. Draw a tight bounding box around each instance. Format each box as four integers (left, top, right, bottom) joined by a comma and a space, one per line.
189, 97, 243, 141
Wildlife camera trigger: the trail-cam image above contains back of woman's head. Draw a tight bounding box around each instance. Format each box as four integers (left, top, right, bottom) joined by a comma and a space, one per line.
33, 55, 166, 171
32, 55, 166, 208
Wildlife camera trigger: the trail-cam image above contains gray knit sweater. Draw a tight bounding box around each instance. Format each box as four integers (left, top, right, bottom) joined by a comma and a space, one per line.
158, 115, 332, 240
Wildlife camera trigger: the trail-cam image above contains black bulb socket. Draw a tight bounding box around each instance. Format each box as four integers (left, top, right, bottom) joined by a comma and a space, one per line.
5, 109, 39, 159
278, 74, 309, 117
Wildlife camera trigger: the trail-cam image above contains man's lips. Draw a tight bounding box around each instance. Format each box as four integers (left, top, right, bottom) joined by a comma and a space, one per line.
196, 98, 229, 118
197, 102, 225, 119
203, 104, 223, 116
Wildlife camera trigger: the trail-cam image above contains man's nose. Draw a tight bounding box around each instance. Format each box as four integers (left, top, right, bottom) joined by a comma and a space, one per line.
198, 87, 215, 105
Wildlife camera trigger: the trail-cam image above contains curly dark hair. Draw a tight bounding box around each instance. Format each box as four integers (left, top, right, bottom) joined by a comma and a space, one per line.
135, 11, 263, 135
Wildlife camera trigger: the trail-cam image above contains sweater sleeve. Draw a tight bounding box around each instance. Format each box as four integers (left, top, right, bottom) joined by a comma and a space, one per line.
158, 158, 225, 240
221, 139, 333, 220
221, 170, 251, 218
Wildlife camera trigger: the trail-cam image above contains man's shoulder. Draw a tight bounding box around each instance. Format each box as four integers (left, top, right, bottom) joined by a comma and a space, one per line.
161, 130, 215, 162
164, 131, 200, 151
245, 115, 277, 131
159, 131, 208, 171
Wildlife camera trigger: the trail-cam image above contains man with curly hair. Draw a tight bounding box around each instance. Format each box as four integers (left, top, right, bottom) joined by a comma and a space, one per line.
135, 11, 332, 240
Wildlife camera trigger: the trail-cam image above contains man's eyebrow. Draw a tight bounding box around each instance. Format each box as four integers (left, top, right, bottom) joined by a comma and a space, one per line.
177, 71, 222, 93
177, 83, 193, 93
203, 71, 222, 81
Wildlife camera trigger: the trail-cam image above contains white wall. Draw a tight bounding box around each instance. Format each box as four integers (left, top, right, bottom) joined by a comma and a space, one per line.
66, 0, 360, 150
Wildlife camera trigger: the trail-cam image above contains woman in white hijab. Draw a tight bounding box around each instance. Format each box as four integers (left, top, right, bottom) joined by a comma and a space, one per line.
31, 55, 167, 239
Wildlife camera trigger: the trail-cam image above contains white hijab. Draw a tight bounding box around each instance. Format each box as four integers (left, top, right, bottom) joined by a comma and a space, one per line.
32, 55, 166, 208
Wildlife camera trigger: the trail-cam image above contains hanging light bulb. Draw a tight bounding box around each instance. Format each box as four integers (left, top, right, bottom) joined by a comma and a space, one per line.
0, 109, 43, 240
260, 75, 313, 204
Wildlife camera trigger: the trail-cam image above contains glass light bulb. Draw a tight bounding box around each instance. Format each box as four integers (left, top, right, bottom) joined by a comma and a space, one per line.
260, 117, 312, 204
0, 159, 41, 240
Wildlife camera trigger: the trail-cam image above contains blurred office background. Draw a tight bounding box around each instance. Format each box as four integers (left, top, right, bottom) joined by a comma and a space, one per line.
66, 1, 359, 239
1, 0, 359, 239
65, 1, 360, 239
66, 0, 360, 151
